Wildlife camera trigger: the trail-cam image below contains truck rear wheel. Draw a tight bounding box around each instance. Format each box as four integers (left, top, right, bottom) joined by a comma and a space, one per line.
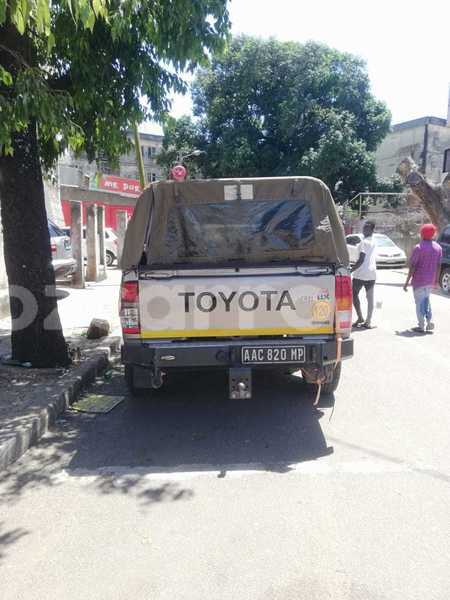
321, 362, 342, 395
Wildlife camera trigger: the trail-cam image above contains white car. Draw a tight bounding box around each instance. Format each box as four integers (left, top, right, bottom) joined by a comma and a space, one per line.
48, 221, 76, 280
346, 233, 407, 267
62, 227, 118, 267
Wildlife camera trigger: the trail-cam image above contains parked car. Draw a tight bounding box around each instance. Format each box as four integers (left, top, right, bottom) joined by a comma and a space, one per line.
62, 227, 118, 266
437, 224, 450, 293
48, 221, 76, 280
346, 233, 407, 267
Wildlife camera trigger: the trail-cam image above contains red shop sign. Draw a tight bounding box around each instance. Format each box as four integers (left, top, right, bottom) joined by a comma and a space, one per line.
99, 174, 142, 197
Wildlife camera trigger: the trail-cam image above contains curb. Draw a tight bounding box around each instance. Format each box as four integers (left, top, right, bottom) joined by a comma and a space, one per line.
0, 336, 121, 472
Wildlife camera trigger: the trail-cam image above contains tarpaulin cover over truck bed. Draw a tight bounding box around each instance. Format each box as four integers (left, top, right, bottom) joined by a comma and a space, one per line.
121, 177, 349, 269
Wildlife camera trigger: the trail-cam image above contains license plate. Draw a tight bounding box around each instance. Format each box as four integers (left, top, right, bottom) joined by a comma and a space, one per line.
241, 345, 305, 365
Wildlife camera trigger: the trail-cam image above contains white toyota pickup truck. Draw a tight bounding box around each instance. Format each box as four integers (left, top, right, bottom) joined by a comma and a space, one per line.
119, 176, 353, 399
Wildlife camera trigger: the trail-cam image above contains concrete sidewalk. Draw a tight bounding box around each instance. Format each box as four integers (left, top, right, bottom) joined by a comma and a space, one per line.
0, 269, 122, 470
0, 267, 122, 344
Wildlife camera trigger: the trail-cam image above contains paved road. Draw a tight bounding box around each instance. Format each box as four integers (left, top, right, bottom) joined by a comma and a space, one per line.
1, 269, 449, 600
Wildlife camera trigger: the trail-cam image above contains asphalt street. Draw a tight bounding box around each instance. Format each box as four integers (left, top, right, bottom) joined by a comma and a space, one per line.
1, 268, 449, 600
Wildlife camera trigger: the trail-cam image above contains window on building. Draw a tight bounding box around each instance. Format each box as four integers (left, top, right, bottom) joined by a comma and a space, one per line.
140, 146, 154, 160
145, 146, 158, 159
99, 160, 115, 175
443, 149, 450, 173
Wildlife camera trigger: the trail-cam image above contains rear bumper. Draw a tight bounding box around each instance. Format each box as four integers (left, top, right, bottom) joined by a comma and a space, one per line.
122, 336, 353, 369
376, 260, 406, 267
53, 258, 76, 280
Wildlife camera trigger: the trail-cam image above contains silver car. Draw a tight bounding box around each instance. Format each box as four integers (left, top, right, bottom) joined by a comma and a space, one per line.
346, 233, 407, 267
48, 221, 76, 280
62, 226, 118, 267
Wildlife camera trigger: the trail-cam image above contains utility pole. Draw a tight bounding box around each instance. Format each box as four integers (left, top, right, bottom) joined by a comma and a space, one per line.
133, 123, 146, 189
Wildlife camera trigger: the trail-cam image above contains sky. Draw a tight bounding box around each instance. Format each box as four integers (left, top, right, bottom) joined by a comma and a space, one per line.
142, 0, 450, 135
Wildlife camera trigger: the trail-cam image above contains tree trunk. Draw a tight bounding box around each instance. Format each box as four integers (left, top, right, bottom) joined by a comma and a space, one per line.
0, 122, 70, 367
397, 158, 450, 231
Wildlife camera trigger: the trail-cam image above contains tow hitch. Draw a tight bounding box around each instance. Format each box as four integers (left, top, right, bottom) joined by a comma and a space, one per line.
229, 368, 252, 399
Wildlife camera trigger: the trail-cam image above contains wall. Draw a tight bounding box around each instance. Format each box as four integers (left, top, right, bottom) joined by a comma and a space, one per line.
426, 124, 450, 183
375, 117, 450, 185
58, 131, 164, 185
346, 207, 426, 257
44, 178, 64, 226
375, 124, 425, 181
61, 200, 134, 229
60, 184, 137, 228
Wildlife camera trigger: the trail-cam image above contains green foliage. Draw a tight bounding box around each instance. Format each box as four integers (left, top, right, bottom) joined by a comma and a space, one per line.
157, 115, 205, 178
374, 174, 404, 194
0, 0, 230, 167
299, 112, 378, 201
164, 36, 391, 200
0, 0, 107, 37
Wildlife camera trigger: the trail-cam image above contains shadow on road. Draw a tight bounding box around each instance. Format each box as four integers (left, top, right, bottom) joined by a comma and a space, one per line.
0, 368, 334, 504
395, 329, 431, 338
0, 522, 29, 564
67, 369, 334, 474
55, 288, 70, 300
431, 288, 450, 298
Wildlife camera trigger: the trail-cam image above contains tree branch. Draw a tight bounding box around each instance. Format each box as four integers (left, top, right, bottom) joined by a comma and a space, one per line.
397, 157, 450, 230
0, 43, 32, 69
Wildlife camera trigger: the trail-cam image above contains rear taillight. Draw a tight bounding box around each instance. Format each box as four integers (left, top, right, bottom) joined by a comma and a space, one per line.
51, 243, 57, 253
120, 281, 140, 334
335, 274, 352, 334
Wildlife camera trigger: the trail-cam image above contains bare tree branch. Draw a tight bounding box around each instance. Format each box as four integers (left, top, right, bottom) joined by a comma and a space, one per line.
397, 157, 450, 231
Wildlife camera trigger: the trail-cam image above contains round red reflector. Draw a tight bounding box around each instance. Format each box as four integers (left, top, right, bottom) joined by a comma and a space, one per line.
171, 164, 187, 181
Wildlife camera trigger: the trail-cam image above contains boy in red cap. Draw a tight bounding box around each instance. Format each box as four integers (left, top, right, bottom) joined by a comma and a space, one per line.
403, 223, 442, 333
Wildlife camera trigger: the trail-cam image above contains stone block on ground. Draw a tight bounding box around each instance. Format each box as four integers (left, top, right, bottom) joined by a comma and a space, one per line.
86, 318, 110, 340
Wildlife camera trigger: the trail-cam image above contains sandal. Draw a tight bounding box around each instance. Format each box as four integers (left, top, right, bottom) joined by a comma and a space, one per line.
362, 322, 375, 329
352, 319, 364, 328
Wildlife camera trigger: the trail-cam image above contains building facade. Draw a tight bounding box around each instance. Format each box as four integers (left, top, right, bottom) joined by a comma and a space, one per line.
376, 92, 450, 184
59, 131, 164, 191
57, 131, 164, 228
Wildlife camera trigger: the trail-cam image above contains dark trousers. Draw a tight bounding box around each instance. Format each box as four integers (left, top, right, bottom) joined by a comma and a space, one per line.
352, 278, 375, 322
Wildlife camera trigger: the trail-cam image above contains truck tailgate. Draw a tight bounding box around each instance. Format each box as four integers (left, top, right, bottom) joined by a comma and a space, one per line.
138, 272, 335, 339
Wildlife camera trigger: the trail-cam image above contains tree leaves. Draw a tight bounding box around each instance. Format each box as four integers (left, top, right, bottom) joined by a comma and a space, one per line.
0, 65, 13, 86
1, 0, 108, 38
169, 36, 391, 199
36, 0, 51, 34
0, 1, 230, 167
0, 0, 7, 24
